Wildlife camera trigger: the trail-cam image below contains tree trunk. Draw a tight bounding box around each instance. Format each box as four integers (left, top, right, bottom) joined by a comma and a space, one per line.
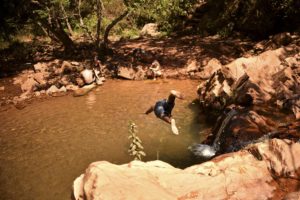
60, 2, 74, 36
77, 0, 94, 41
39, 18, 74, 50
103, 9, 129, 46
95, 0, 104, 48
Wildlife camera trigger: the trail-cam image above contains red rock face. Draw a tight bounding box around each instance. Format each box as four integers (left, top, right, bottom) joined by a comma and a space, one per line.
73, 139, 300, 200
198, 46, 300, 119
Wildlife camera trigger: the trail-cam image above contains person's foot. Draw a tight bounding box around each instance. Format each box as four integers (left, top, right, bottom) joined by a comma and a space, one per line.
170, 90, 184, 99
171, 118, 179, 135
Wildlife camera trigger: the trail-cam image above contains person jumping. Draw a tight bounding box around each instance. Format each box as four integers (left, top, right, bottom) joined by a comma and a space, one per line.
145, 90, 184, 135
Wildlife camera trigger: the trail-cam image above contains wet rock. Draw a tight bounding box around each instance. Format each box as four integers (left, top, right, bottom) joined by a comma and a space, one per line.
140, 23, 160, 37
165, 70, 179, 78
14, 102, 26, 110
59, 86, 67, 93
73, 139, 300, 200
202, 107, 276, 155
46, 85, 60, 95
73, 84, 96, 97
66, 84, 79, 91
118, 67, 135, 80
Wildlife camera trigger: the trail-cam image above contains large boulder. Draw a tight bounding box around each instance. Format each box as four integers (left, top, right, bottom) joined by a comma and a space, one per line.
140, 23, 160, 37
73, 139, 300, 200
198, 46, 300, 118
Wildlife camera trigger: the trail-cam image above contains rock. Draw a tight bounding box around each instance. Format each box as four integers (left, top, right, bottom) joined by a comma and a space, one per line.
71, 61, 80, 66
34, 91, 41, 97
21, 78, 38, 93
61, 61, 74, 74
285, 57, 299, 68
198, 46, 300, 117
198, 58, 222, 79
202, 107, 276, 155
73, 139, 300, 200
283, 192, 300, 200
186, 59, 199, 73
46, 85, 60, 95
58, 86, 67, 93
73, 84, 96, 97
272, 32, 292, 46
33, 72, 47, 85
140, 23, 160, 37
165, 70, 179, 78
0, 86, 4, 91
14, 102, 26, 110
75, 77, 85, 87
134, 67, 146, 80
60, 75, 70, 86
33, 62, 47, 73
66, 84, 79, 91
118, 67, 135, 80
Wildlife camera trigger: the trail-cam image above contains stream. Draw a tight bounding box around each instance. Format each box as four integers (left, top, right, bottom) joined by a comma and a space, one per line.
0, 79, 209, 200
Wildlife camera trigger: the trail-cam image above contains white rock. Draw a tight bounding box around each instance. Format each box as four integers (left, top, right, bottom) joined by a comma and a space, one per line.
71, 61, 80, 66
141, 23, 160, 37
59, 86, 67, 93
46, 85, 60, 95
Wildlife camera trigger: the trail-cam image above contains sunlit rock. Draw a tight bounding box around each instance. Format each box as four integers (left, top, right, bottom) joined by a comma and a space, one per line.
141, 23, 160, 37
73, 139, 300, 200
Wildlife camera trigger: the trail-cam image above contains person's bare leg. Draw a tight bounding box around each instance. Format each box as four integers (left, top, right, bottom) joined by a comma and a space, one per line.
161, 116, 179, 135
161, 116, 171, 124
145, 106, 154, 114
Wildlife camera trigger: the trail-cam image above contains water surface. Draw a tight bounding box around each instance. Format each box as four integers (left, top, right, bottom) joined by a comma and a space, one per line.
0, 79, 208, 200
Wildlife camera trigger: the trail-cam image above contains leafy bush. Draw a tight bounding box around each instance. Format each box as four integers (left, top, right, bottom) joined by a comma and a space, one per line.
128, 122, 146, 161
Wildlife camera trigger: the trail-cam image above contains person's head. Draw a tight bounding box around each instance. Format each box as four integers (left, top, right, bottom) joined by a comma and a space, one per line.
236, 93, 253, 107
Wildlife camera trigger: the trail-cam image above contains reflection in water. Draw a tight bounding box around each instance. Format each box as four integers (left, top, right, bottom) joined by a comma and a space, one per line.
0, 80, 207, 200
86, 92, 96, 109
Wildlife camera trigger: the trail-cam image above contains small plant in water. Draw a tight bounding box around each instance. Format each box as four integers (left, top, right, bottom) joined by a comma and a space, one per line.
128, 122, 146, 161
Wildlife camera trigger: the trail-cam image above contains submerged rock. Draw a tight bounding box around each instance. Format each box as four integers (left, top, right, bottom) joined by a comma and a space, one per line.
73, 139, 300, 200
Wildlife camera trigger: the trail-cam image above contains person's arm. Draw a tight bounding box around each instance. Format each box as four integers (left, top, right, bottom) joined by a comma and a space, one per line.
145, 106, 154, 114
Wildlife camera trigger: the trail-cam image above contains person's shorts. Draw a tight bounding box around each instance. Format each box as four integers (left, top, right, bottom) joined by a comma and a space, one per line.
154, 100, 166, 118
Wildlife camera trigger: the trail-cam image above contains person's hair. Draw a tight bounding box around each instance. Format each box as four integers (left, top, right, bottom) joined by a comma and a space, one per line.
236, 94, 253, 107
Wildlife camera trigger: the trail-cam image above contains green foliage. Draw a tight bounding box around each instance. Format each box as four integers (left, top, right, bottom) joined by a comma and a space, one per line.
129, 0, 197, 32
128, 122, 146, 161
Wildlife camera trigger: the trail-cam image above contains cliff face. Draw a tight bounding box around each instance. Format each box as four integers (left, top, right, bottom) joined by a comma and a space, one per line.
73, 139, 300, 200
